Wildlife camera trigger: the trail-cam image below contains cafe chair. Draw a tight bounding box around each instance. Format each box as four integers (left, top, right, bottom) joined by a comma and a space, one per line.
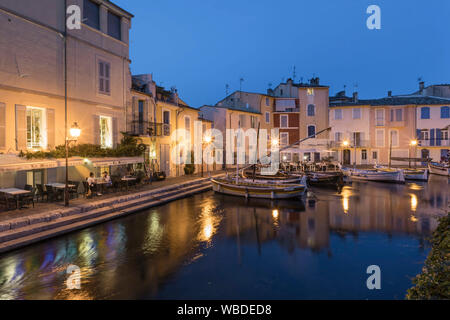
36, 184, 48, 202
20, 188, 35, 208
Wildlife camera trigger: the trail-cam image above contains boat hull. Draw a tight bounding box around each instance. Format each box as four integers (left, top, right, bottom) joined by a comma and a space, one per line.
428, 163, 450, 176
211, 179, 306, 199
404, 169, 429, 181
350, 170, 405, 183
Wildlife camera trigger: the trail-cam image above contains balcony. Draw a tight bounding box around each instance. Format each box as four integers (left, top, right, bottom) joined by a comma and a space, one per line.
419, 139, 450, 147
328, 140, 370, 148
128, 121, 171, 137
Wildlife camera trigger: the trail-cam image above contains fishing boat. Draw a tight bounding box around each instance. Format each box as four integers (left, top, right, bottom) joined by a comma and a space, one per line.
428, 162, 450, 176
211, 177, 307, 199
240, 169, 303, 184
306, 171, 344, 187
403, 168, 429, 181
349, 168, 405, 183
375, 165, 428, 181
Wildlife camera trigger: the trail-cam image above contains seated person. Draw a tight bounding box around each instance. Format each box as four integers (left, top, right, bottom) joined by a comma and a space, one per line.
86, 172, 102, 196
103, 171, 112, 186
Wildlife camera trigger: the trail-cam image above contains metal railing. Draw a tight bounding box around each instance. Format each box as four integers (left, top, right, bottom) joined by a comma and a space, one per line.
127, 121, 171, 137
419, 139, 450, 147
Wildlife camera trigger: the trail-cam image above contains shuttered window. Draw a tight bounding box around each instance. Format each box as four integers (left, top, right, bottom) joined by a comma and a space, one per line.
98, 61, 111, 94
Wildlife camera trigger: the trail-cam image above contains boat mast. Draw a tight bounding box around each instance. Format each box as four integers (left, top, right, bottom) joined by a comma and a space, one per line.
388, 131, 392, 168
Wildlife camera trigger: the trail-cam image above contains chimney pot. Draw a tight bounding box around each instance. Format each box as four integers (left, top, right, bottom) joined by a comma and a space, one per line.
388, 91, 392, 97
419, 81, 425, 94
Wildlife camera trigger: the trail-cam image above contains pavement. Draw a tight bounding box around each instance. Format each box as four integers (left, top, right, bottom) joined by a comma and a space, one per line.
0, 171, 225, 223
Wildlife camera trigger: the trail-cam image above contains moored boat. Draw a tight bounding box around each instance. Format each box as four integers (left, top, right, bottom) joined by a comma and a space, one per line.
428, 162, 450, 177
349, 168, 405, 183
375, 165, 428, 181
211, 177, 307, 199
404, 168, 429, 181
306, 171, 344, 188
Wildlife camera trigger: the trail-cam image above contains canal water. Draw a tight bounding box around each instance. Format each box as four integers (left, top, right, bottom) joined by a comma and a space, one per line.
0, 175, 448, 300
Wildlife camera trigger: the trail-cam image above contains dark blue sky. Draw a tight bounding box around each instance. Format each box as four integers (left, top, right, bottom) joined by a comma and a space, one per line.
114, 0, 450, 107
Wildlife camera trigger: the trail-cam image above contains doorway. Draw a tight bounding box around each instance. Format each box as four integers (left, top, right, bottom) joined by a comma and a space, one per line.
343, 149, 351, 165
160, 144, 170, 176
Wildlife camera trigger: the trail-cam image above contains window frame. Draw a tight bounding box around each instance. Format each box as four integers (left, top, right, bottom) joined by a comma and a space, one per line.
334, 109, 342, 120
375, 129, 385, 147
265, 112, 270, 124
280, 132, 289, 146
421, 107, 430, 119
441, 106, 450, 119
26, 106, 47, 149
280, 115, 288, 128
307, 125, 316, 138
352, 108, 361, 120
99, 115, 113, 148
98, 60, 111, 95
307, 104, 315, 116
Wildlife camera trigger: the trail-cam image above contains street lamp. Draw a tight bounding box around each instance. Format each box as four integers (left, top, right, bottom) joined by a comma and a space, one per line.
202, 135, 212, 177
342, 140, 349, 147
410, 139, 418, 168
65, 122, 81, 206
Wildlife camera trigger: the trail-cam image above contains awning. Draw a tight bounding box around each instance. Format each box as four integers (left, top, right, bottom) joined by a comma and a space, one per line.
0, 155, 144, 173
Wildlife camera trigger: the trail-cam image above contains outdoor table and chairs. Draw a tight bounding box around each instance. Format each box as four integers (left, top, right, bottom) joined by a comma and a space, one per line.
0, 188, 34, 210
121, 176, 137, 190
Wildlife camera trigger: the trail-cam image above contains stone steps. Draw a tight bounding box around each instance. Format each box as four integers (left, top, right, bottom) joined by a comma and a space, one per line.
0, 178, 214, 253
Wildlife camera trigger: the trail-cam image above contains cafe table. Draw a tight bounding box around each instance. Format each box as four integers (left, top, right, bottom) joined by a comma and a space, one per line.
46, 183, 76, 189
121, 177, 137, 190
0, 188, 32, 209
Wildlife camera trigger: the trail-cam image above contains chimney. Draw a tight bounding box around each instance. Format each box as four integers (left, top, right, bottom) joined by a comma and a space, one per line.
388, 91, 392, 97
352, 92, 358, 102
419, 81, 425, 94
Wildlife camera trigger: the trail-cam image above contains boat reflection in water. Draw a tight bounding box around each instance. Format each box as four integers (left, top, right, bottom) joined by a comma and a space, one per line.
0, 176, 447, 300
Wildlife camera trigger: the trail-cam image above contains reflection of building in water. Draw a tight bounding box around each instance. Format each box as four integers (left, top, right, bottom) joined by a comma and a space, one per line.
220, 182, 442, 254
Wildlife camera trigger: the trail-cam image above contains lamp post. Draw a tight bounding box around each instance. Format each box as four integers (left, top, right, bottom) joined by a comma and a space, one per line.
410, 139, 418, 168
202, 135, 212, 177
65, 122, 81, 206
342, 140, 349, 165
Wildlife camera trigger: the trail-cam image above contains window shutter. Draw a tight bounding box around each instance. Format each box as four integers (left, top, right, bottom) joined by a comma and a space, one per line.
46, 108, 55, 149
15, 104, 27, 151
112, 117, 118, 147
430, 128, 435, 146
0, 103, 5, 149
93, 115, 100, 145
436, 129, 441, 146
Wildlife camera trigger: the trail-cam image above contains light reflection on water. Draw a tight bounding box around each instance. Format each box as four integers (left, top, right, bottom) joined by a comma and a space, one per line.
0, 175, 447, 300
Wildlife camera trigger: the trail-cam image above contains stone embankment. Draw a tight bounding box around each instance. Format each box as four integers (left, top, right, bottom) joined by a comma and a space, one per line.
0, 177, 215, 253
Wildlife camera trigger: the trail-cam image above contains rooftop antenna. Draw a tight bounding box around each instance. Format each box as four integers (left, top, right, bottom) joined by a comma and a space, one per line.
268, 82, 272, 89
300, 76, 303, 84
225, 84, 229, 96
239, 78, 244, 99
293, 66, 297, 82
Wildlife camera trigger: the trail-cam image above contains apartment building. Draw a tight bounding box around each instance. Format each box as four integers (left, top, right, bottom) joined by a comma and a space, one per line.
270, 78, 330, 162
329, 93, 372, 165
199, 104, 262, 168
0, 0, 134, 187
416, 103, 450, 162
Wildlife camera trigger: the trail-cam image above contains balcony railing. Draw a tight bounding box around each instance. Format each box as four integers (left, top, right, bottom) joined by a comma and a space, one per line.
128, 121, 171, 137
419, 139, 450, 147
328, 140, 370, 148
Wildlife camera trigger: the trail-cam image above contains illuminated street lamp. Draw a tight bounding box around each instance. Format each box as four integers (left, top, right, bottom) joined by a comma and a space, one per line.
271, 138, 279, 147
201, 135, 212, 177
409, 139, 418, 168
342, 140, 349, 147
65, 122, 81, 206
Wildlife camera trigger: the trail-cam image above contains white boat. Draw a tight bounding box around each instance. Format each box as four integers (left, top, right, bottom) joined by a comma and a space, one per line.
349, 168, 405, 183
375, 165, 428, 181
428, 162, 450, 177
211, 177, 307, 199
404, 169, 429, 181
